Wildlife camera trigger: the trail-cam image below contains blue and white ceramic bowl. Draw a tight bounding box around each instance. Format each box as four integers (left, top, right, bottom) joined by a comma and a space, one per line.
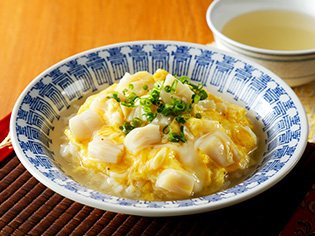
10, 41, 308, 216
207, 0, 315, 87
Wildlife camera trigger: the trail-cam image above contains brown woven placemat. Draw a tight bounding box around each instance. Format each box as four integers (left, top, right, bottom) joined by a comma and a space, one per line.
1, 144, 315, 236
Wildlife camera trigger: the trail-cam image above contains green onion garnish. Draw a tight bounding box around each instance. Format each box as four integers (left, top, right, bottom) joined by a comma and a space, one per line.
121, 102, 136, 107
119, 122, 134, 134
157, 103, 165, 113
107, 91, 121, 102
186, 103, 192, 112
164, 85, 171, 93
176, 115, 186, 124
195, 113, 202, 119
161, 108, 173, 116
143, 84, 148, 90
197, 83, 203, 90
122, 88, 128, 95
199, 90, 208, 100
143, 106, 151, 113
183, 113, 191, 120
163, 125, 170, 134
171, 79, 178, 91
119, 118, 143, 134
150, 89, 160, 103
131, 117, 142, 127
193, 94, 200, 104
174, 103, 185, 111
154, 80, 164, 90
140, 98, 152, 107
169, 132, 180, 142
125, 92, 138, 103
168, 126, 186, 143
179, 76, 190, 83
144, 112, 157, 122
117, 75, 208, 140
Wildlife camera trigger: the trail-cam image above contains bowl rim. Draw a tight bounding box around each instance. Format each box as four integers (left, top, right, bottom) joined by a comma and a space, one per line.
206, 0, 315, 56
10, 40, 309, 216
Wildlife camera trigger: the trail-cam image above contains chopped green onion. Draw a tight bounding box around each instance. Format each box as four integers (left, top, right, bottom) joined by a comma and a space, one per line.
161, 108, 173, 116
179, 76, 190, 83
193, 94, 200, 104
185, 81, 196, 88
119, 122, 133, 134
165, 103, 174, 109
121, 102, 136, 107
143, 84, 148, 90
195, 113, 202, 119
125, 92, 138, 103
150, 89, 160, 102
157, 103, 165, 113
197, 83, 204, 90
171, 79, 178, 91
116, 73, 208, 137
144, 112, 157, 122
174, 103, 185, 111
183, 113, 191, 120
180, 125, 185, 137
128, 84, 134, 90
169, 127, 187, 143
164, 85, 171, 93
185, 103, 192, 112
163, 125, 170, 134
107, 92, 121, 102
179, 136, 187, 143
122, 88, 128, 95
199, 90, 208, 100
131, 117, 142, 127
143, 106, 151, 113
154, 80, 164, 90
176, 115, 186, 124
171, 96, 179, 104
140, 98, 152, 107
169, 132, 180, 142
120, 118, 143, 134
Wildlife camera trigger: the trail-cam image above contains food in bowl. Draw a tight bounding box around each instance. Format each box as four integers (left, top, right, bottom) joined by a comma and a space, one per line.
60, 69, 257, 201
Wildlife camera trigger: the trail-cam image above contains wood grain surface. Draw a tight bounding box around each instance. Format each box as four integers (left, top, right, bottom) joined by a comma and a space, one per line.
0, 0, 214, 119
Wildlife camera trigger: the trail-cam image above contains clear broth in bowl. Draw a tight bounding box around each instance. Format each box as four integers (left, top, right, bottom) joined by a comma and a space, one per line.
221, 10, 315, 51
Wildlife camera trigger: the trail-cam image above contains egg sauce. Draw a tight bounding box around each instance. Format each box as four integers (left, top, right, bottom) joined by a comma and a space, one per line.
60, 69, 257, 201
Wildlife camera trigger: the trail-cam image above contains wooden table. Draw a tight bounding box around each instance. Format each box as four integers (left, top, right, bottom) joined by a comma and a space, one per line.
0, 0, 214, 120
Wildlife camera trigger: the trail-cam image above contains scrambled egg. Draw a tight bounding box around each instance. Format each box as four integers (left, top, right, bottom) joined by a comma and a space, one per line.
63, 69, 257, 201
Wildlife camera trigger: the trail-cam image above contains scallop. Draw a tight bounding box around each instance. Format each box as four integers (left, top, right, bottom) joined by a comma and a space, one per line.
125, 105, 146, 122
103, 99, 124, 125
115, 71, 155, 96
89, 87, 116, 112
88, 136, 124, 163
155, 169, 195, 197
146, 147, 167, 170
69, 109, 104, 141
124, 124, 161, 154
185, 118, 221, 138
160, 74, 194, 104
151, 113, 172, 127
196, 131, 239, 167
